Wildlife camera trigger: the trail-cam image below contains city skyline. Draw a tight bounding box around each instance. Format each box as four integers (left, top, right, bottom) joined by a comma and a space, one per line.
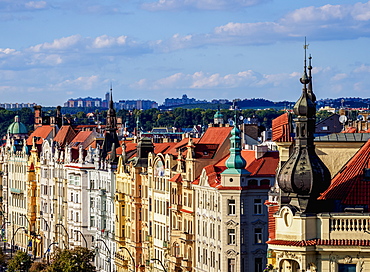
1, 0, 370, 106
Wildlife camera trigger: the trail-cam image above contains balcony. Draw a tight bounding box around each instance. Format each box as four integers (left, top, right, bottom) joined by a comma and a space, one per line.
183, 232, 194, 242
114, 252, 129, 267
181, 258, 192, 269
322, 213, 370, 240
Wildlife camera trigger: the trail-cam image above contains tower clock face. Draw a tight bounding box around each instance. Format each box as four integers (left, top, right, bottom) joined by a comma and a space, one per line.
154, 160, 164, 177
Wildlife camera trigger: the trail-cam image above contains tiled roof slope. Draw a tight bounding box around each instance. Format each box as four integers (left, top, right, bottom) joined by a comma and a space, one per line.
53, 126, 77, 147
198, 127, 232, 144
318, 139, 370, 205
26, 126, 54, 145
199, 150, 279, 188
267, 239, 370, 247
272, 113, 293, 142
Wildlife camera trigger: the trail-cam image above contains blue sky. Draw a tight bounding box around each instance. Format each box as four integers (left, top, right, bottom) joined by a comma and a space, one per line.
1, 0, 370, 106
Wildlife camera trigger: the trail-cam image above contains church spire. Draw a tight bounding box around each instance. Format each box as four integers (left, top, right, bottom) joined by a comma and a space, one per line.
277, 41, 330, 213
223, 121, 249, 175
101, 85, 119, 160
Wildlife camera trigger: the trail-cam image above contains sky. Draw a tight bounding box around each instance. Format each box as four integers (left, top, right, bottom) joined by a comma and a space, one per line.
1, 0, 370, 106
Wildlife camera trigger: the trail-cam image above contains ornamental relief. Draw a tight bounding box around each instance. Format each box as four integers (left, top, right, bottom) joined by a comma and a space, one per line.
277, 251, 301, 262
225, 220, 238, 227
226, 249, 239, 257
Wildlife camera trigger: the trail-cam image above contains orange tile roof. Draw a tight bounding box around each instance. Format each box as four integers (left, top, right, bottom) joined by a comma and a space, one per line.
26, 126, 54, 145
341, 127, 358, 133
169, 173, 183, 182
272, 113, 293, 142
198, 127, 232, 144
318, 139, 370, 206
199, 150, 279, 188
71, 131, 93, 143
215, 150, 279, 176
54, 126, 77, 147
154, 142, 178, 155
165, 138, 200, 156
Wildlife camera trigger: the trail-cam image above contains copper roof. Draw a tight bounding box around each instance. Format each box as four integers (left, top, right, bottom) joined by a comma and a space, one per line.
199, 150, 279, 188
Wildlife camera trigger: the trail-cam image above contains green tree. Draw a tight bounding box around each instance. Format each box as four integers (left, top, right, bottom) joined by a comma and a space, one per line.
7, 250, 32, 272
46, 247, 96, 272
29, 261, 47, 272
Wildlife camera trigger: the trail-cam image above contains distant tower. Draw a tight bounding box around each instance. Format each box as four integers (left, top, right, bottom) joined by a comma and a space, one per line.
101, 87, 120, 160
214, 107, 224, 126
34, 105, 42, 130
277, 45, 331, 213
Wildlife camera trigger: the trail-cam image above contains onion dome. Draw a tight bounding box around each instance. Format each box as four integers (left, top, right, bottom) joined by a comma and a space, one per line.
223, 124, 249, 175
214, 109, 223, 119
277, 49, 330, 213
7, 116, 28, 135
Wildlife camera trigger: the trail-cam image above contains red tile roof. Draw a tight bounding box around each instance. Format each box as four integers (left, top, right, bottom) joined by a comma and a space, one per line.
71, 131, 93, 144
170, 173, 183, 182
199, 150, 279, 188
318, 139, 370, 206
26, 126, 54, 145
54, 126, 77, 147
198, 127, 232, 144
341, 127, 358, 133
267, 239, 370, 247
154, 142, 178, 155
272, 113, 293, 142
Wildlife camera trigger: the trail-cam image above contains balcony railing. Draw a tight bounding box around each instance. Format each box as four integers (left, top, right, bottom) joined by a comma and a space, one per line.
323, 214, 370, 240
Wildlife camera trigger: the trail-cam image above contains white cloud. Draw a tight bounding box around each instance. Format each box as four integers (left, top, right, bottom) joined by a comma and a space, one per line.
25, 1, 47, 10
131, 70, 288, 90
91, 35, 128, 49
55, 75, 100, 90
29, 35, 82, 52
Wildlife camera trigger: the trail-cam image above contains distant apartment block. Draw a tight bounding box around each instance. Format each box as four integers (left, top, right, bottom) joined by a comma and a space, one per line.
64, 97, 102, 108
211, 99, 230, 104
0, 102, 37, 109
164, 94, 207, 107
117, 99, 158, 110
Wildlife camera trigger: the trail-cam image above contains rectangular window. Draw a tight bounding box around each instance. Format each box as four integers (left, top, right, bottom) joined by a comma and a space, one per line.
228, 199, 236, 215
254, 199, 262, 214
90, 216, 95, 227
254, 228, 262, 244
338, 264, 356, 272
255, 258, 263, 272
228, 229, 236, 245
228, 258, 235, 272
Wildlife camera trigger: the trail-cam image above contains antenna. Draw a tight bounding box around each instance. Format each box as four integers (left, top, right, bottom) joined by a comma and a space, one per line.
339, 115, 348, 124
357, 115, 365, 122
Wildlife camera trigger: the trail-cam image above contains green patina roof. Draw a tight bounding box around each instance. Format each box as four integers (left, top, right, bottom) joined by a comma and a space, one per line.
214, 110, 223, 119
7, 116, 28, 135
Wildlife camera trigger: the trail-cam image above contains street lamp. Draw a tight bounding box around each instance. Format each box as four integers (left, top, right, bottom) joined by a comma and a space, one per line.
11, 226, 25, 258
55, 224, 69, 249
44, 242, 58, 264
1, 221, 10, 252
96, 239, 111, 272
150, 258, 167, 272
119, 247, 135, 272
19, 214, 31, 230
74, 230, 87, 248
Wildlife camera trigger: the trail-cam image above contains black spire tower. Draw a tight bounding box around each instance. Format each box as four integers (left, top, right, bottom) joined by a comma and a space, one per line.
277, 41, 331, 213
101, 86, 120, 160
